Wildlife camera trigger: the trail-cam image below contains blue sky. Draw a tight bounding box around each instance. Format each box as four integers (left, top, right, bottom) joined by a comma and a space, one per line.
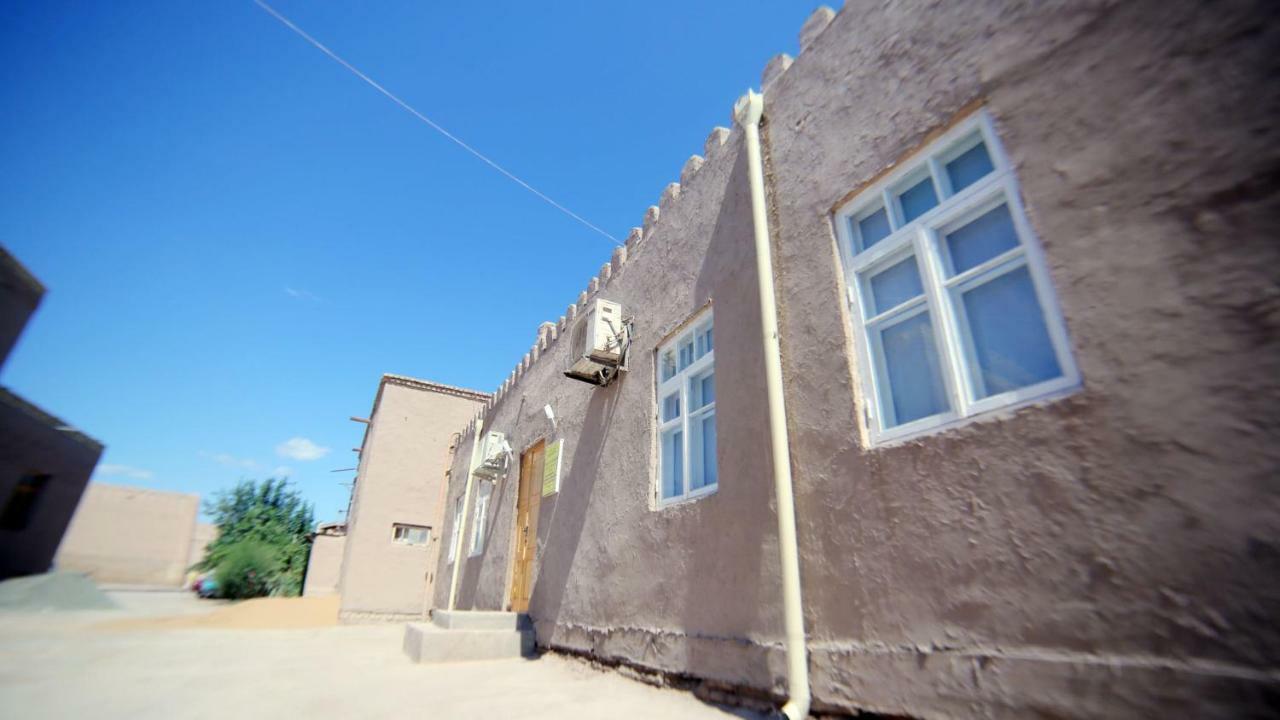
0, 1, 824, 521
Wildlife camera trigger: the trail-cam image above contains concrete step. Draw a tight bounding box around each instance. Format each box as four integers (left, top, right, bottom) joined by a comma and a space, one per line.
403, 621, 536, 664
430, 609, 532, 632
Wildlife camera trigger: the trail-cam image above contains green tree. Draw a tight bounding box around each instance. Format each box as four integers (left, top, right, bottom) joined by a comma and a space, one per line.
198, 478, 314, 598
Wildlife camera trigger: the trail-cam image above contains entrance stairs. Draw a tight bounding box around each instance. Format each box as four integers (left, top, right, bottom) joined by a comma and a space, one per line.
403, 610, 536, 663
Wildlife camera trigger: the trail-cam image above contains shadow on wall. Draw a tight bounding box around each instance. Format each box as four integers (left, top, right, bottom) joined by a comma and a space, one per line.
457, 397, 527, 608
527, 380, 622, 642
683, 144, 779, 691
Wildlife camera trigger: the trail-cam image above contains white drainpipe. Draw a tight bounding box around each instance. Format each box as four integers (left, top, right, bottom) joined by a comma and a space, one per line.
446, 418, 483, 611
735, 89, 811, 720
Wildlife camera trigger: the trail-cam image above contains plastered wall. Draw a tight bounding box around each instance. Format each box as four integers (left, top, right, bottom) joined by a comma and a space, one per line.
337, 376, 487, 621
432, 2, 1280, 717
55, 483, 199, 587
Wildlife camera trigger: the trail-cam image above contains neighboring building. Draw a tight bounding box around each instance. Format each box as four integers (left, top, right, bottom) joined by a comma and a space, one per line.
55, 483, 200, 587
0, 246, 104, 580
302, 522, 346, 597
337, 374, 488, 622
431, 4, 1279, 719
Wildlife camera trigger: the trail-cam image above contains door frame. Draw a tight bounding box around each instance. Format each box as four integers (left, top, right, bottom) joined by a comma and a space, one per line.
507, 438, 545, 612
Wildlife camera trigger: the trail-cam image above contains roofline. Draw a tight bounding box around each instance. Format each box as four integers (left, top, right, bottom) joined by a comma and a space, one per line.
0, 386, 104, 451
0, 245, 47, 299
379, 373, 491, 402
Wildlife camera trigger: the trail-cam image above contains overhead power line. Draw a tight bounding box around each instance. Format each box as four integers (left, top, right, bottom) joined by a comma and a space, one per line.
253, 0, 621, 246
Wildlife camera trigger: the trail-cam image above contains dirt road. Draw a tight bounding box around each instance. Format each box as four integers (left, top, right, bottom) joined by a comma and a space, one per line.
0, 590, 756, 720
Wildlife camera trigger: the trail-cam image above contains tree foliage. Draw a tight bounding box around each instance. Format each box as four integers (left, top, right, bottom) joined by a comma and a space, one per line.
198, 478, 314, 598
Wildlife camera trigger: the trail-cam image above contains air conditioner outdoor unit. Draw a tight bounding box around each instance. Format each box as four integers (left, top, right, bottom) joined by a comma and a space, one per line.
564, 298, 628, 386
473, 431, 508, 478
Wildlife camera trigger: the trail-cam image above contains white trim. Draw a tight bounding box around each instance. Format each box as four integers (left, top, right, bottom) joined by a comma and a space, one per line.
834, 109, 1080, 447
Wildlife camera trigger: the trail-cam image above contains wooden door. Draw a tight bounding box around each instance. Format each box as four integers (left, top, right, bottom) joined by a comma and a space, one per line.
509, 440, 544, 613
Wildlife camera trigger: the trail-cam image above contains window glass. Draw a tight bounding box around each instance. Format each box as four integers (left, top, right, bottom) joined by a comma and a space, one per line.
662, 393, 681, 421
946, 141, 995, 192
661, 350, 677, 381
692, 371, 715, 409
945, 204, 1019, 275
661, 429, 684, 499
678, 339, 694, 370
702, 416, 717, 488
856, 206, 892, 250
960, 266, 1062, 397
696, 325, 713, 358
690, 414, 717, 491
879, 313, 949, 426
867, 256, 924, 315
898, 177, 938, 223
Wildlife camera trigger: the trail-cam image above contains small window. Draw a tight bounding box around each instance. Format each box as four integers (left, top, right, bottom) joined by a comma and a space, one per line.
1, 474, 50, 531
656, 310, 717, 506
469, 482, 492, 556
392, 523, 430, 546
835, 111, 1079, 445
447, 495, 463, 563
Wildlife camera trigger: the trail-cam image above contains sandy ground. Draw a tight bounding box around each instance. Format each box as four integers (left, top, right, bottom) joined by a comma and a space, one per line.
0, 590, 758, 720
97, 595, 340, 631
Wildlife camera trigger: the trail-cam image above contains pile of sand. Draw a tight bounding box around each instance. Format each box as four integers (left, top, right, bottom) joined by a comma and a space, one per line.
0, 572, 117, 611
99, 595, 340, 631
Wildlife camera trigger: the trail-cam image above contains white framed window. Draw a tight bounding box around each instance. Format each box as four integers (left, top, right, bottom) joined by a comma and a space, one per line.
447, 495, 463, 563
656, 309, 717, 507
468, 481, 492, 556
392, 523, 430, 546
834, 110, 1079, 446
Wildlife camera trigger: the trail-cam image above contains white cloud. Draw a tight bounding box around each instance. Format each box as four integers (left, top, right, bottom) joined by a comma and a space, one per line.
95, 464, 154, 481
284, 286, 321, 302
273, 465, 294, 478
276, 437, 330, 462
199, 451, 260, 470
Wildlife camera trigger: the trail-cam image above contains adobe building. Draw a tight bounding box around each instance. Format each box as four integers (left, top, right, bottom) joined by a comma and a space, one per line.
430, 3, 1280, 718
0, 246, 104, 580
336, 374, 488, 622
302, 521, 346, 597
55, 483, 201, 587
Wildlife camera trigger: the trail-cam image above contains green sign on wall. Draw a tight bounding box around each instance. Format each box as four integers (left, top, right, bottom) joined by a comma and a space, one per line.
542, 439, 562, 497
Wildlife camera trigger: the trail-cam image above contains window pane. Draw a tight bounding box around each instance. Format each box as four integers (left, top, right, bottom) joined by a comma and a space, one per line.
867, 256, 924, 315
898, 177, 938, 223
946, 141, 995, 192
856, 206, 891, 250
879, 312, 949, 427
691, 413, 717, 491
696, 326, 713, 358
661, 350, 677, 381
945, 204, 1019, 275
961, 265, 1062, 397
691, 371, 714, 410
661, 429, 684, 499
679, 339, 694, 370
662, 393, 681, 421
